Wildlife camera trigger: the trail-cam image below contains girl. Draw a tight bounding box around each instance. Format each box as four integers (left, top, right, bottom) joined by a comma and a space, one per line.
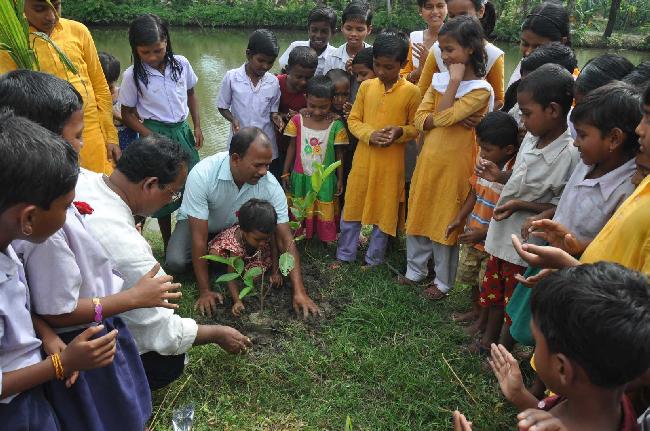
402, 16, 492, 299
282, 76, 349, 243
0, 112, 118, 429
574, 54, 634, 103
119, 13, 203, 251
208, 199, 282, 317
402, 0, 448, 84
417, 0, 503, 110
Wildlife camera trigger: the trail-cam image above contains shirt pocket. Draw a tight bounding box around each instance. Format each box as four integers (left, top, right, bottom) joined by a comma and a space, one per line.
254, 85, 276, 116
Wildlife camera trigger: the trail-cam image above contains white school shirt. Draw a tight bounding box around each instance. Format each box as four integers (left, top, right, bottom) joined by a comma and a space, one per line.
74, 171, 198, 355
553, 158, 636, 243
0, 246, 42, 403
278, 41, 336, 76
484, 129, 580, 266
408, 31, 425, 69
216, 64, 281, 159
322, 41, 371, 74
177, 151, 289, 234
431, 41, 504, 77
119, 55, 198, 124
13, 206, 124, 334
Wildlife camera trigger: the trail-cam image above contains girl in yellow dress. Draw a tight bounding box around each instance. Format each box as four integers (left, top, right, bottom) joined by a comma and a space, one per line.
403, 16, 492, 299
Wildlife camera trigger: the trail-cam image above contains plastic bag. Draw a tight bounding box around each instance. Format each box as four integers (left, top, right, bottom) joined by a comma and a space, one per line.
172, 403, 195, 431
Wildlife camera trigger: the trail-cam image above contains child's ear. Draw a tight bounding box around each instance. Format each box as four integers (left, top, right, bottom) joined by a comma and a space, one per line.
556, 353, 575, 386
367, 25, 373, 35
245, 49, 252, 60
19, 204, 38, 237
607, 128, 625, 152
505, 144, 517, 156
548, 102, 562, 119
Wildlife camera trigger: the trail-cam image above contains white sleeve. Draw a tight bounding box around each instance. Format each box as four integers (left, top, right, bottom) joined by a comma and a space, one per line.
216, 71, 233, 110
278, 42, 296, 69
117, 66, 138, 108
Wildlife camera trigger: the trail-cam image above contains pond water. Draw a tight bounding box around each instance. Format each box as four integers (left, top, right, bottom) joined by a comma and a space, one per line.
92, 27, 650, 158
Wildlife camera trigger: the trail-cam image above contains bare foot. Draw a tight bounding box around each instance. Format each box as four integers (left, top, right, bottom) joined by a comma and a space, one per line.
451, 310, 478, 323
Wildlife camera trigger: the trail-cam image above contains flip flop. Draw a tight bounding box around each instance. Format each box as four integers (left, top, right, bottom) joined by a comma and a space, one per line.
422, 284, 448, 301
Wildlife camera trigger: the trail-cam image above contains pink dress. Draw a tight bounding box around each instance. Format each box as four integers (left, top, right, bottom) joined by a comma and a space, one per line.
208, 224, 272, 271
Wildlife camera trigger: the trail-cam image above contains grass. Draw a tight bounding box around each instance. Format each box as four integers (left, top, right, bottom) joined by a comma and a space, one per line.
144, 231, 518, 430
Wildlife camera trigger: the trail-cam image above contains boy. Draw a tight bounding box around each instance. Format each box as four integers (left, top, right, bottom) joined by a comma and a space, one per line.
481, 64, 580, 350
218, 29, 283, 167
278, 6, 337, 76
445, 112, 519, 334
322, 1, 373, 74
334, 32, 421, 267
325, 68, 352, 118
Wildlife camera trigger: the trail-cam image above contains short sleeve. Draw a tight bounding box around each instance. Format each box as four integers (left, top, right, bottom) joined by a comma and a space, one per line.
118, 67, 139, 108
333, 121, 349, 145
270, 80, 281, 112
216, 72, 233, 110
267, 182, 289, 224
184, 57, 198, 89
284, 116, 299, 137
278, 42, 296, 69
179, 164, 210, 221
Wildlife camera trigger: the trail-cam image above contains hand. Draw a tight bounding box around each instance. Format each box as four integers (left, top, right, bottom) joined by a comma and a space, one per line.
458, 226, 487, 245
488, 343, 526, 404
271, 112, 285, 132
460, 112, 484, 129
231, 300, 245, 317
129, 263, 182, 309
449, 63, 466, 82
412, 42, 427, 62
511, 234, 580, 269
41, 333, 78, 387
475, 158, 502, 183
286, 109, 298, 122
514, 268, 556, 288
293, 293, 320, 320
231, 119, 241, 134
299, 107, 312, 118
369, 130, 389, 147
518, 410, 568, 431
453, 411, 473, 431
343, 102, 352, 118
382, 126, 403, 144
445, 218, 463, 239
335, 179, 344, 196
493, 200, 520, 221
194, 291, 224, 317
520, 214, 543, 241
60, 325, 118, 373
345, 57, 354, 73
213, 325, 253, 354
281, 175, 290, 192
106, 143, 122, 163
528, 219, 586, 255
193, 127, 204, 149
269, 271, 283, 288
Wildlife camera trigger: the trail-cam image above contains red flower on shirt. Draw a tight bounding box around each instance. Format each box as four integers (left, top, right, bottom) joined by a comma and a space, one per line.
73, 201, 94, 215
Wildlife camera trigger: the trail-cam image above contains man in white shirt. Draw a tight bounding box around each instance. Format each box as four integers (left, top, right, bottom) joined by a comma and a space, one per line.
166, 127, 320, 319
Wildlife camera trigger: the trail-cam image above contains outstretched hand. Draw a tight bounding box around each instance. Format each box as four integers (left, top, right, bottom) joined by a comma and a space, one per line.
528, 219, 587, 255
517, 410, 569, 431
452, 411, 473, 431
511, 235, 580, 269
488, 344, 525, 404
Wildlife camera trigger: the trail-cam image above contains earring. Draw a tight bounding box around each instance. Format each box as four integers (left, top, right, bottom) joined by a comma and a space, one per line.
21, 226, 32, 236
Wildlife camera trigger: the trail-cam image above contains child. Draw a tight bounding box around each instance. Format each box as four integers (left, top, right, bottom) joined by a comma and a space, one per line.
334, 31, 421, 267
445, 112, 519, 330
218, 29, 283, 177
208, 199, 282, 317
479, 64, 580, 349
99, 51, 139, 151
350, 46, 376, 101
0, 111, 118, 428
282, 76, 349, 244
322, 1, 372, 74
574, 54, 634, 104
402, 16, 492, 298
624, 61, 650, 91
402, 0, 448, 84
325, 68, 352, 117
417, 0, 504, 110
279, 6, 337, 76
119, 13, 202, 251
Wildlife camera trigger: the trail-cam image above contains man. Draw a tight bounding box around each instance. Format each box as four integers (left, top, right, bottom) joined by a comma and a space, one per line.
166, 127, 320, 319
75, 136, 252, 390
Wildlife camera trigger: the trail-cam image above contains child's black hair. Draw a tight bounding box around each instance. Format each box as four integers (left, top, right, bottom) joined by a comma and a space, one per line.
98, 51, 121, 84
570, 82, 641, 157
520, 42, 577, 75
0, 109, 79, 214
308, 5, 337, 32
518, 63, 574, 116
521, 2, 571, 46
532, 262, 650, 388
575, 54, 635, 98
445, 0, 496, 37
342, 1, 373, 26
351, 46, 374, 69
644, 85, 650, 106
247, 29, 279, 58
287, 45, 318, 71
116, 135, 190, 186
325, 68, 350, 85
238, 199, 277, 235
438, 16, 487, 77
372, 31, 409, 64
623, 61, 650, 91
306, 75, 334, 99
0, 70, 83, 135
128, 14, 183, 95
476, 112, 519, 149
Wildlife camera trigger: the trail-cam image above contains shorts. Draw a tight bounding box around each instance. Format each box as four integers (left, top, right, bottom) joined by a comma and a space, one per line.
455, 244, 489, 287
479, 255, 526, 310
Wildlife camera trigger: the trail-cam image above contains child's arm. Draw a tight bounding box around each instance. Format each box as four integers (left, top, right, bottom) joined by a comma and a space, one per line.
521, 207, 556, 240
493, 200, 555, 222
121, 105, 151, 137
269, 233, 282, 288
32, 315, 78, 388
488, 344, 540, 411
347, 82, 375, 145
187, 88, 203, 149
476, 158, 512, 184
436, 63, 465, 113
217, 72, 240, 134
418, 86, 491, 132
446, 189, 476, 239
282, 137, 297, 191
335, 146, 345, 196
270, 85, 283, 132
218, 108, 240, 134
226, 271, 245, 317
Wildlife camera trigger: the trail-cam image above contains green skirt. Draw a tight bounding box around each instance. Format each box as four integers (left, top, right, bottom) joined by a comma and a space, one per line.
144, 119, 200, 218
506, 266, 541, 347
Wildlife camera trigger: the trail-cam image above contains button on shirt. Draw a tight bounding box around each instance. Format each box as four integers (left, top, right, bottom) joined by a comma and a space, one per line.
485, 129, 580, 266
278, 41, 336, 76
0, 246, 42, 403
119, 55, 198, 123
177, 151, 289, 234
216, 64, 281, 159
322, 41, 371, 74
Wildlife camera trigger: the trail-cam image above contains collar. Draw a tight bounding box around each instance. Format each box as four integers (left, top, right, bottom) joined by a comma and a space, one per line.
233, 63, 274, 85
318, 44, 336, 59
331, 42, 371, 60
529, 128, 573, 165
0, 246, 19, 284
379, 76, 406, 94
216, 152, 235, 181
576, 158, 637, 201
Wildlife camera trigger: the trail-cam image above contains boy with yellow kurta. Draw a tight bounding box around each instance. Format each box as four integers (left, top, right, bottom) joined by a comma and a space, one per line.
334, 32, 421, 267
0, 0, 119, 174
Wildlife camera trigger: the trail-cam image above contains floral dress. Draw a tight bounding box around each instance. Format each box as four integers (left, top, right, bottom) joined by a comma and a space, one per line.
284, 114, 348, 242
208, 225, 272, 271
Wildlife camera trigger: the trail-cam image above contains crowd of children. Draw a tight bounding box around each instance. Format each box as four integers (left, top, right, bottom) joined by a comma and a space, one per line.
0, 0, 649, 429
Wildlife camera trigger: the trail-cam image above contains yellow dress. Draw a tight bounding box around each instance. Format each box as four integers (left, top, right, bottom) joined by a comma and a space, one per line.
344, 77, 421, 236
406, 86, 490, 245
0, 18, 117, 174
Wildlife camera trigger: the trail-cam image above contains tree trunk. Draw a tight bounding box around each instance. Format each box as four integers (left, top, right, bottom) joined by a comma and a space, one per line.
565, 0, 576, 23
603, 0, 622, 38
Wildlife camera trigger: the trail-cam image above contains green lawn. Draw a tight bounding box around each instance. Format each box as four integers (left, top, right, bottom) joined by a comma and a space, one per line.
146, 233, 518, 430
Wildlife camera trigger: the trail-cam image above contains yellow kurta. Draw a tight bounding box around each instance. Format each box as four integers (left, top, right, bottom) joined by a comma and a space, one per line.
406, 86, 490, 245
344, 77, 422, 236
0, 18, 117, 174
417, 50, 505, 109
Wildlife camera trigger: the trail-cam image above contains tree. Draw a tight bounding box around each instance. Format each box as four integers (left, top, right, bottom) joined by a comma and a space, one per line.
603, 0, 622, 38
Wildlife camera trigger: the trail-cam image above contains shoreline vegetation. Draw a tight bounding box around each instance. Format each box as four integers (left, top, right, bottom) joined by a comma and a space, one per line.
64, 0, 650, 51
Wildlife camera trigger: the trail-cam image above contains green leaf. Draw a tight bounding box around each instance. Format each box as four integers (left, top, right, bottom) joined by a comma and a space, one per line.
289, 220, 302, 230
239, 286, 253, 300
323, 160, 342, 179
294, 234, 306, 242
244, 266, 263, 281
233, 257, 245, 275
310, 169, 323, 193
201, 255, 236, 266
279, 252, 295, 276
304, 192, 317, 210
290, 206, 303, 219
345, 416, 353, 431
215, 273, 240, 283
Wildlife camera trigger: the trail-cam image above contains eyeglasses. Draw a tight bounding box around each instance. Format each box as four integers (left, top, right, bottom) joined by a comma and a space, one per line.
162, 185, 183, 203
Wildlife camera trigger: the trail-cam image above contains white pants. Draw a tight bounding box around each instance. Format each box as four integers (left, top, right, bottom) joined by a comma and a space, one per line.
405, 235, 459, 293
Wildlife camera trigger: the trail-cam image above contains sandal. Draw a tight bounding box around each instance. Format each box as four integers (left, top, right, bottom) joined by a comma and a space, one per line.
422, 284, 448, 301
396, 275, 421, 286
329, 260, 348, 270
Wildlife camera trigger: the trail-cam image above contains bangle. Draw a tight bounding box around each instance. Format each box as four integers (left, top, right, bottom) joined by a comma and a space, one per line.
281, 173, 290, 179
92, 297, 103, 323
51, 353, 65, 380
